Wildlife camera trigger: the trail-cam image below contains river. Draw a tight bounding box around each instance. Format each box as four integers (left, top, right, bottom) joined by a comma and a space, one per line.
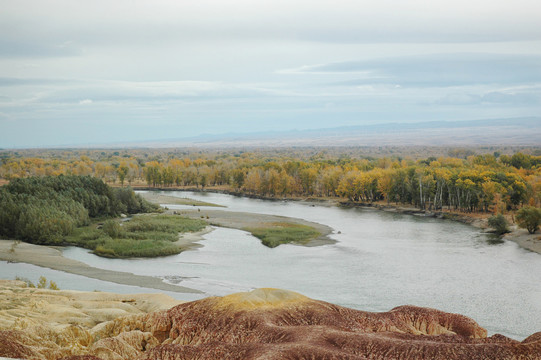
11, 190, 541, 339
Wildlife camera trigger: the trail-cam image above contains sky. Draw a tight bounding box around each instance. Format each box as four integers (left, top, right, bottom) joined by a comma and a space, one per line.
1, 0, 540, 148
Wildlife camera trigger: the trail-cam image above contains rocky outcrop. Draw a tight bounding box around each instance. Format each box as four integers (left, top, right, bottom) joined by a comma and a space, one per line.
135, 288, 539, 359
1, 284, 540, 360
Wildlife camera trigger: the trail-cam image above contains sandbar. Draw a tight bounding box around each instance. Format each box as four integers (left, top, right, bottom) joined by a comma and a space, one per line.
0, 240, 202, 294
169, 208, 336, 246
139, 192, 224, 207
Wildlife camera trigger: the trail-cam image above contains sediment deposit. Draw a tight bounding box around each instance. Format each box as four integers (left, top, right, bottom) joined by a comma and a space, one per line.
1, 281, 539, 359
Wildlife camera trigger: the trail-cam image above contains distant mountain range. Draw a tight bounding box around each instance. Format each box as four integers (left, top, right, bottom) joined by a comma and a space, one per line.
113, 117, 540, 148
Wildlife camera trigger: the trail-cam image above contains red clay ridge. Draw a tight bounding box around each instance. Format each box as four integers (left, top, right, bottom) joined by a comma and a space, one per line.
2, 288, 540, 360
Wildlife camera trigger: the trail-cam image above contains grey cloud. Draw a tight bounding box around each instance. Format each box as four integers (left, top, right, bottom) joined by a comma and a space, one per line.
0, 40, 82, 58
0, 77, 76, 86
1, 0, 540, 57
481, 91, 540, 105
3, 79, 289, 106
437, 90, 541, 106
436, 93, 482, 105
290, 54, 541, 87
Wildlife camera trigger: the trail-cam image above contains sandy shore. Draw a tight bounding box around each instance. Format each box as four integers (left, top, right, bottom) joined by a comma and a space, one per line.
174, 226, 214, 250
139, 192, 225, 207
0, 240, 202, 294
503, 227, 541, 254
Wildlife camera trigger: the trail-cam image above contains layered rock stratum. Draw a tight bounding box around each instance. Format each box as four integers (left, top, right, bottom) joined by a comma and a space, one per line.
0, 280, 539, 359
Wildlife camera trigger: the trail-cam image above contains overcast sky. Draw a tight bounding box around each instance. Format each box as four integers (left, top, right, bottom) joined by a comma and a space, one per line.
1, 0, 540, 148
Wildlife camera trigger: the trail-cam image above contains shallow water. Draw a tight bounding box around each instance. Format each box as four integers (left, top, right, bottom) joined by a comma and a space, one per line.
0, 260, 203, 301
51, 191, 541, 339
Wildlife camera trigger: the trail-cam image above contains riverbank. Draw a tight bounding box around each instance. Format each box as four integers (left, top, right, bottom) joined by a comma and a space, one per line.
0, 240, 202, 294
503, 227, 541, 254
139, 188, 541, 255
356, 202, 541, 255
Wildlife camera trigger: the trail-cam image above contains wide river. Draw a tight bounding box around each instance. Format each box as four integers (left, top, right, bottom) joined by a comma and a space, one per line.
4, 191, 541, 339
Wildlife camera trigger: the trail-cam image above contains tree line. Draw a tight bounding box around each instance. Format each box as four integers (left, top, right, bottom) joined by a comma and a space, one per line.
1, 150, 540, 214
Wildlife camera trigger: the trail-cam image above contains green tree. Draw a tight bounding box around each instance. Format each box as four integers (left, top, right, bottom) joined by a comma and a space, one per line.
487, 214, 508, 234
516, 206, 541, 234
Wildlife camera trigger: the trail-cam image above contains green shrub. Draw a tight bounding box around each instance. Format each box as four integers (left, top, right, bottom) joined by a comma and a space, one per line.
94, 245, 116, 257
488, 214, 509, 235
15, 276, 35, 288
102, 220, 124, 238
37, 276, 48, 288
48, 280, 59, 290
16, 276, 60, 290
113, 187, 160, 214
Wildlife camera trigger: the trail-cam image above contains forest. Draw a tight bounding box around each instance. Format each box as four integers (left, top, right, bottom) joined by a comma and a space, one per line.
0, 176, 158, 245
1, 147, 540, 216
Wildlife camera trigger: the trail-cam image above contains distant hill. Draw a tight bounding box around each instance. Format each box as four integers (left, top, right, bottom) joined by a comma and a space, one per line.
121, 117, 540, 148
36, 117, 539, 149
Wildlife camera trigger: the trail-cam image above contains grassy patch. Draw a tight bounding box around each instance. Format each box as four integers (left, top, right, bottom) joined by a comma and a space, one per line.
94, 238, 181, 258
64, 215, 207, 258
246, 222, 321, 248
124, 214, 207, 233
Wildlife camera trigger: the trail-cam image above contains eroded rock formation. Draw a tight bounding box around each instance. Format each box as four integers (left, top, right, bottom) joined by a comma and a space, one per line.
1, 282, 539, 360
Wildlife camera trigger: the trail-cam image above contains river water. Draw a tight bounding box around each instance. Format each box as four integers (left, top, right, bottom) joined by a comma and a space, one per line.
15, 191, 541, 339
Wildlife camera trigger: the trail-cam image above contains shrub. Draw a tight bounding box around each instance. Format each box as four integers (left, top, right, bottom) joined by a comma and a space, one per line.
48, 280, 59, 290
488, 214, 509, 235
113, 187, 160, 214
516, 206, 541, 234
16, 276, 60, 290
37, 276, 48, 289
102, 220, 124, 238
15, 276, 35, 288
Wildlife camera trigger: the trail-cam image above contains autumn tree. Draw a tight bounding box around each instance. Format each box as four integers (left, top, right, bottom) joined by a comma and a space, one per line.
117, 163, 129, 186
516, 206, 541, 234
